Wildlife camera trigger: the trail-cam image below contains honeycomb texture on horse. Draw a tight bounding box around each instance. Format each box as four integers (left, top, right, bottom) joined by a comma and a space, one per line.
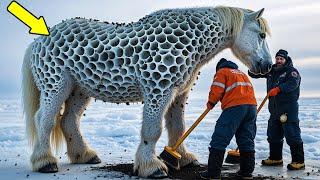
30, 8, 226, 104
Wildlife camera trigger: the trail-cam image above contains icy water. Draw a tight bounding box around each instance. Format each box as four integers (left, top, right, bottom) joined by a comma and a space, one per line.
0, 97, 319, 179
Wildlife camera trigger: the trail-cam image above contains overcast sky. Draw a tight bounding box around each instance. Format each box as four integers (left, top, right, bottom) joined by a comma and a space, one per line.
0, 0, 319, 98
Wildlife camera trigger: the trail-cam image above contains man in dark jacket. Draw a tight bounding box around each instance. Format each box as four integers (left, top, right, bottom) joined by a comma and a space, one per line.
248, 49, 305, 170
201, 58, 257, 179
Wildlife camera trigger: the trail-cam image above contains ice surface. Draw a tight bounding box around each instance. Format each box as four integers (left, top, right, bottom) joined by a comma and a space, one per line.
0, 97, 319, 179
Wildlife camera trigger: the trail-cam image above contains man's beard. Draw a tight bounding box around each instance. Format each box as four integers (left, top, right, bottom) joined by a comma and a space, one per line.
274, 63, 284, 70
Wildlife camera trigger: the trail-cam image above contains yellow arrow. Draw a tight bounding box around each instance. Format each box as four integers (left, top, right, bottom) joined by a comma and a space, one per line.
7, 1, 50, 36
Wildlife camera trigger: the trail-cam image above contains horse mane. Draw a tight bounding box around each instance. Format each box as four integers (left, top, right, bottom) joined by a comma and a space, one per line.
257, 16, 271, 35
214, 6, 271, 37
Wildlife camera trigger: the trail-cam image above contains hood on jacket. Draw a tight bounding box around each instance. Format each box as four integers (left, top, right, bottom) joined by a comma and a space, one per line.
216, 60, 238, 72
285, 56, 293, 67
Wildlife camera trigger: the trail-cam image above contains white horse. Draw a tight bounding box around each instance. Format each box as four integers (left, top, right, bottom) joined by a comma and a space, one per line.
22, 6, 271, 178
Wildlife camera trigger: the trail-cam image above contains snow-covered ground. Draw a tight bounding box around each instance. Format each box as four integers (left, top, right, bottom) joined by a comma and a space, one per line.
0, 97, 319, 179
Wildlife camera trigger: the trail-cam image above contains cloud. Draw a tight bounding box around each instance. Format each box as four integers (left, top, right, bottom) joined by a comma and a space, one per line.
267, 1, 320, 18
294, 57, 320, 68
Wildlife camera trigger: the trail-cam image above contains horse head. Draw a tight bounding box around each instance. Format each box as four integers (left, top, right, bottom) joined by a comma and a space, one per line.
230, 8, 272, 75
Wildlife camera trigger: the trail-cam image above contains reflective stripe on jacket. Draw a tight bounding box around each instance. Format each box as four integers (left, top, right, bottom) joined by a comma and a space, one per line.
209, 68, 257, 110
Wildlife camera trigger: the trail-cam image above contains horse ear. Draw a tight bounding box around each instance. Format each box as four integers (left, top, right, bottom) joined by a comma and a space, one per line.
249, 8, 265, 20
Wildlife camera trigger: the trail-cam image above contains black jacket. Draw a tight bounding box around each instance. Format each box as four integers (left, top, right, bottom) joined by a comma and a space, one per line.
248, 57, 301, 112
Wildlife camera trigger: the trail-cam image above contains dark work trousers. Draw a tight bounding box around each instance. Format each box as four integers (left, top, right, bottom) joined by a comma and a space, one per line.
210, 105, 257, 152
267, 100, 303, 146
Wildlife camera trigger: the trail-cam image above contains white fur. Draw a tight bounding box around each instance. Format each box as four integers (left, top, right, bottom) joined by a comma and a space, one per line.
22, 43, 38, 146
164, 89, 197, 167
60, 87, 98, 163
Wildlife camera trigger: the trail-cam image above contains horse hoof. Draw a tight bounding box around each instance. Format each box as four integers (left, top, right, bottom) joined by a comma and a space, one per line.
86, 155, 101, 164
182, 160, 203, 168
38, 163, 58, 173
147, 168, 168, 179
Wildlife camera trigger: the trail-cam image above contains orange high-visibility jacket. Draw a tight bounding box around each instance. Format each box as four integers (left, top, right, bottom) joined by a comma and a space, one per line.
208, 68, 257, 110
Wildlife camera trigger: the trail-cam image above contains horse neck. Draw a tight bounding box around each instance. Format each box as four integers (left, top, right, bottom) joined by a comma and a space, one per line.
194, 14, 235, 69
179, 12, 235, 90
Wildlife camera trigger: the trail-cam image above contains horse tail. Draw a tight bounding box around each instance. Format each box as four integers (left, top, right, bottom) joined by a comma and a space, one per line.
22, 43, 39, 146
51, 103, 65, 151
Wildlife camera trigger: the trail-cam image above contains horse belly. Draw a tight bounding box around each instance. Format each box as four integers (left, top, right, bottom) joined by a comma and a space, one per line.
70, 70, 143, 103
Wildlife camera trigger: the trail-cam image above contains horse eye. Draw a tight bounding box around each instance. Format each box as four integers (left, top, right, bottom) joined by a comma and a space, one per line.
259, 33, 266, 39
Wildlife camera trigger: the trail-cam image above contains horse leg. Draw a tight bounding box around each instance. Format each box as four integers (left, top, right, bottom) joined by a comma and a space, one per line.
165, 90, 198, 167
60, 87, 100, 164
134, 89, 175, 178
31, 80, 72, 172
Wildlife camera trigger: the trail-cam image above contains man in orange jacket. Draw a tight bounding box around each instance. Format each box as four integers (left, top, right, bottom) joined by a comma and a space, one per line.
201, 58, 257, 180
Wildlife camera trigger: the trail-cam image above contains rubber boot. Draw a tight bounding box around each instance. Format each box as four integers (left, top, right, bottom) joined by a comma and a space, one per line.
288, 143, 305, 170
261, 142, 283, 166
200, 148, 225, 180
236, 151, 254, 179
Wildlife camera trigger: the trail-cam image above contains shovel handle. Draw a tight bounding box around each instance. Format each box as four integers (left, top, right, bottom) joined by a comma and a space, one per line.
257, 92, 270, 114
172, 108, 210, 150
